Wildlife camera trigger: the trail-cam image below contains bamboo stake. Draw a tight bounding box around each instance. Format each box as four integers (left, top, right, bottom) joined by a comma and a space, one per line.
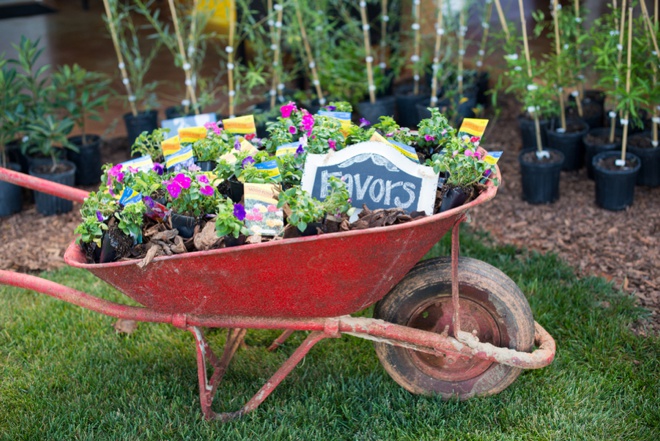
517, 0, 543, 152
430, 0, 444, 107
620, 5, 633, 165
609, 0, 627, 143
167, 0, 198, 114
493, 0, 510, 42
552, 0, 566, 131
185, 0, 200, 114
380, 0, 388, 70
476, 1, 493, 69
269, 3, 284, 109
457, 8, 466, 96
573, 0, 584, 117
640, 0, 660, 61
655, 0, 659, 146
640, 0, 660, 147
228, 0, 236, 117
359, 1, 376, 104
295, 1, 324, 105
413, 0, 422, 95
102, 0, 138, 116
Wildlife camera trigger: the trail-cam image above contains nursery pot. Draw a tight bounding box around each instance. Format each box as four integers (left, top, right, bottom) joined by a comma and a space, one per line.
472, 70, 490, 107
6, 139, 28, 173
518, 116, 549, 150
67, 134, 102, 185
518, 149, 565, 204
0, 163, 23, 217
301, 222, 327, 237
252, 101, 275, 139
416, 97, 451, 121
568, 89, 605, 129
224, 234, 247, 248
197, 160, 217, 172
583, 128, 621, 180
358, 95, 396, 125
171, 213, 196, 239
394, 82, 429, 128
123, 110, 158, 148
164, 105, 195, 120
229, 177, 244, 203
606, 108, 648, 135
439, 186, 473, 212
547, 119, 589, 171
592, 151, 641, 211
28, 160, 76, 216
626, 131, 660, 187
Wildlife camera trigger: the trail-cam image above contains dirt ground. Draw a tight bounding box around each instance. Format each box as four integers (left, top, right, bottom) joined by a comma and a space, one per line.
1, 100, 658, 334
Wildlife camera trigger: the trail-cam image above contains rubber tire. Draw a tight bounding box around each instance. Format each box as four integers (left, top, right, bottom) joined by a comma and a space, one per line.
373, 256, 535, 399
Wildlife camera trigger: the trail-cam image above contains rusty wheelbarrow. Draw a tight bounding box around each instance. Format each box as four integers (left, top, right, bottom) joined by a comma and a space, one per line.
0, 166, 555, 422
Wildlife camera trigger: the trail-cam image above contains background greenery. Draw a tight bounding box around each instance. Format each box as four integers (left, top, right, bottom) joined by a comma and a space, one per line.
0, 227, 658, 440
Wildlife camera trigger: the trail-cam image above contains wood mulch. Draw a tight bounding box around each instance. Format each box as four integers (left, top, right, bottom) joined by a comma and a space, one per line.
1, 99, 658, 334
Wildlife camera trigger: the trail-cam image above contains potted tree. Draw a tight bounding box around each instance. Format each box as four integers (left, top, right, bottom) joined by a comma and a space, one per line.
52, 64, 111, 185
103, 0, 161, 147
0, 56, 24, 216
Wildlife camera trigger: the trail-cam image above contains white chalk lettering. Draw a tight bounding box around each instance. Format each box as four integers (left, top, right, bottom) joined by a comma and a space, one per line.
369, 178, 385, 203
394, 182, 416, 209
385, 181, 404, 205
354, 174, 373, 200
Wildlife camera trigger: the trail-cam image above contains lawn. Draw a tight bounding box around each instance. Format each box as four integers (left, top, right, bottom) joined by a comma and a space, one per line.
0, 228, 658, 440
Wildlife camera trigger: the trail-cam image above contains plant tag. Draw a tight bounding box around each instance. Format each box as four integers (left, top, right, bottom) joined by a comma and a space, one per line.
458, 118, 489, 139
369, 132, 419, 163
615, 159, 626, 167
143, 196, 170, 222
609, 111, 617, 119
243, 183, 284, 237
161, 113, 216, 140
120, 156, 154, 173
480, 151, 503, 183
178, 126, 207, 144
318, 110, 352, 135
620, 118, 629, 126
254, 160, 282, 182
536, 150, 550, 159
556, 127, 566, 134
165, 145, 196, 171
119, 186, 142, 206
301, 142, 438, 215
222, 115, 256, 134
276, 142, 299, 157
652, 117, 660, 124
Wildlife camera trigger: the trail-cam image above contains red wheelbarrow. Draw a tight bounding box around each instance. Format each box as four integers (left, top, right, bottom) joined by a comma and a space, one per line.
0, 167, 555, 422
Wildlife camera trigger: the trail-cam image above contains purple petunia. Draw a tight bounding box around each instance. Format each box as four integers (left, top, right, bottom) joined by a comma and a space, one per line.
96, 210, 104, 222
108, 164, 124, 183
234, 136, 241, 150
280, 102, 297, 118
233, 203, 246, 221
295, 144, 305, 156
325, 105, 336, 111
152, 163, 164, 176
242, 156, 255, 167
359, 118, 370, 128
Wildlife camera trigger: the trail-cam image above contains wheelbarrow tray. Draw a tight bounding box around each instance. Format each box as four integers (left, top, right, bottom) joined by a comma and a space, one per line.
65, 185, 496, 318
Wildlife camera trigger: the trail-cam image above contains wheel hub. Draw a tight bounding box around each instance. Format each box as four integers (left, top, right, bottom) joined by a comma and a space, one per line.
406, 296, 501, 382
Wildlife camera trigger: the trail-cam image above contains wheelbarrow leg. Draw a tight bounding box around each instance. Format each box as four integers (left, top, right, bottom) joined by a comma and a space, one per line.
267, 329, 295, 352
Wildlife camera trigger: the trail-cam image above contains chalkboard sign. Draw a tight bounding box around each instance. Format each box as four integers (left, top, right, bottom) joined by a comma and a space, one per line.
161, 113, 216, 139
301, 142, 439, 215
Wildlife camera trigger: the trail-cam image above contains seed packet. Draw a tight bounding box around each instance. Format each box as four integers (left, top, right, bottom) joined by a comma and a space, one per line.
243, 183, 284, 237
370, 132, 419, 163
218, 136, 259, 164
222, 115, 256, 134
254, 160, 281, 182
165, 145, 196, 171
119, 155, 154, 173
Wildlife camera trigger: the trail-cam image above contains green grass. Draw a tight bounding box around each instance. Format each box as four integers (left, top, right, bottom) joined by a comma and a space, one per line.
0, 227, 658, 440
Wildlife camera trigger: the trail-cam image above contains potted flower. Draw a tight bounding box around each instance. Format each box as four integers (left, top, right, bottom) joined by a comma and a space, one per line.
164, 169, 220, 238
0, 56, 25, 216
103, 0, 161, 146
52, 64, 111, 185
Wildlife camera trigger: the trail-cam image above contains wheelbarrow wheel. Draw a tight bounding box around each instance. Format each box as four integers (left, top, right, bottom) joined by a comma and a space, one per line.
373, 256, 535, 399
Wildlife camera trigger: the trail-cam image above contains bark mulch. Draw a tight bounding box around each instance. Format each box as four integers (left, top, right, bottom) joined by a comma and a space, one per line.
1, 105, 658, 334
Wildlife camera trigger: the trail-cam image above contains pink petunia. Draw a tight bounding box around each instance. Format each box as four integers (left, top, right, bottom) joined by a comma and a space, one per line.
301, 113, 315, 133
328, 139, 337, 150
288, 125, 297, 135
280, 102, 297, 118
424, 134, 435, 142
464, 150, 474, 157
200, 185, 214, 196
205, 121, 223, 135
197, 174, 210, 184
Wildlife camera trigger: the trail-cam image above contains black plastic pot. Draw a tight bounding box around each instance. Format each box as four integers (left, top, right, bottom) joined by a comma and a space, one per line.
416, 91, 476, 125
171, 213, 196, 238
358, 95, 396, 125
605, 108, 648, 135
472, 71, 490, 107
28, 160, 76, 216
583, 128, 621, 180
518, 149, 565, 204
439, 186, 472, 212
26, 149, 66, 170
0, 163, 23, 217
416, 97, 451, 121
229, 177, 244, 203
164, 105, 196, 120
394, 89, 428, 128
224, 234, 247, 247
627, 131, 660, 187
67, 134, 102, 185
123, 110, 158, 147
6, 140, 29, 173
568, 89, 605, 129
300, 222, 327, 236
197, 160, 217, 172
518, 116, 549, 150
547, 119, 589, 171
593, 151, 641, 211
252, 101, 276, 139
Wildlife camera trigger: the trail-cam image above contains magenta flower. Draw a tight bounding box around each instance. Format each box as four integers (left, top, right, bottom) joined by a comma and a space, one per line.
328, 139, 337, 151
200, 185, 214, 196
197, 174, 210, 184
471, 136, 481, 143
301, 113, 315, 133
280, 102, 297, 118
96, 210, 103, 222
464, 150, 475, 157
234, 136, 241, 150
108, 164, 124, 183
153, 163, 164, 175
386, 132, 394, 137
242, 156, 255, 167
205, 121, 223, 136
128, 166, 139, 174
288, 125, 297, 135
233, 203, 246, 221
165, 173, 192, 199
424, 134, 435, 142
359, 118, 370, 128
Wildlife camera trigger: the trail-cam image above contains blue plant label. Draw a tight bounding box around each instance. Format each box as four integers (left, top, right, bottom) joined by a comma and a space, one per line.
254, 160, 282, 182
165, 145, 196, 171
275, 142, 299, 157
301, 142, 438, 215
119, 186, 142, 206
317, 110, 351, 120
389, 140, 420, 163
120, 155, 154, 173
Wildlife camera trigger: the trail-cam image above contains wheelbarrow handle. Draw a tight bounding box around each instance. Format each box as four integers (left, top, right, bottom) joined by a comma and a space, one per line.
0, 167, 89, 204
